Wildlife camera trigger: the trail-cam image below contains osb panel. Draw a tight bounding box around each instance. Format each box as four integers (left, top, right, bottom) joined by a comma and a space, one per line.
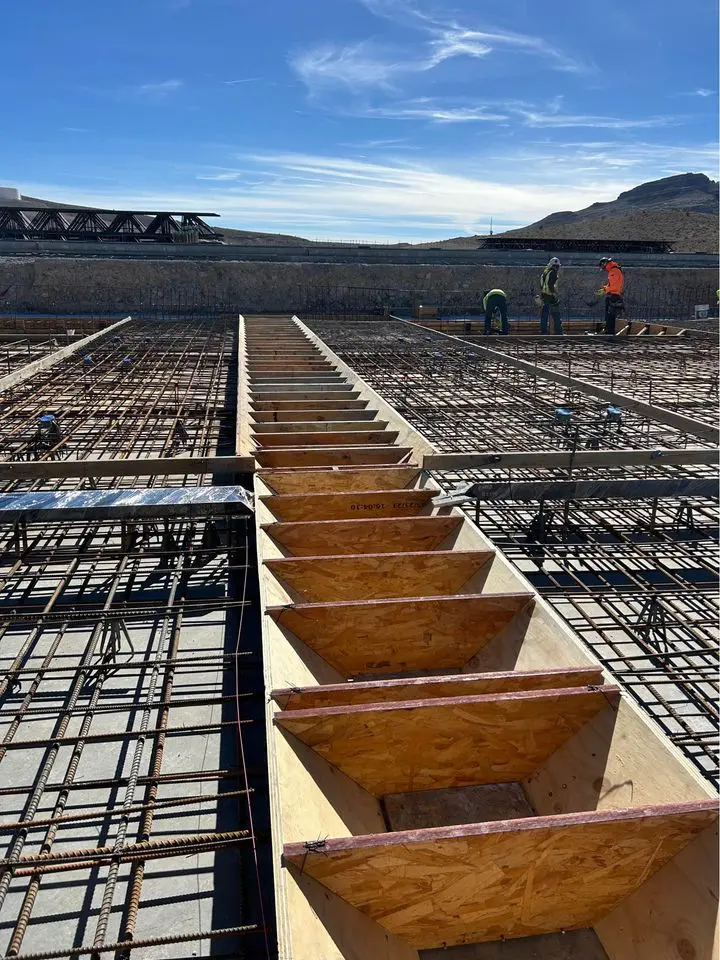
255, 429, 399, 447
255, 446, 412, 467
274, 687, 618, 795
265, 550, 493, 602
267, 593, 534, 676
257, 466, 420, 495
260, 489, 434, 522
262, 516, 462, 557
283, 803, 718, 950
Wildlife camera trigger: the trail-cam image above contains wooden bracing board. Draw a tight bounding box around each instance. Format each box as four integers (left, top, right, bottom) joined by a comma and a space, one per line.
274, 686, 621, 794
271, 666, 605, 709
283, 802, 718, 949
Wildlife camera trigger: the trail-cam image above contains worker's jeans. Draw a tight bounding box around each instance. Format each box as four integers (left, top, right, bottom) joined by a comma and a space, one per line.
540, 297, 562, 335
605, 295, 624, 335
484, 294, 509, 335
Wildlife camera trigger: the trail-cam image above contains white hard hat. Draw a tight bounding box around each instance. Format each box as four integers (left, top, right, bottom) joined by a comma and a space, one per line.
549, 257, 561, 267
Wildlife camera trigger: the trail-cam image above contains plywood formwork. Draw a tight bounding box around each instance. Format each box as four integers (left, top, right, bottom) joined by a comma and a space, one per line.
243, 315, 719, 960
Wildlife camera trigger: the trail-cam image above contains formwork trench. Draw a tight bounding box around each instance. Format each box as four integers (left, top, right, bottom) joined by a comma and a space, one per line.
0, 310, 718, 960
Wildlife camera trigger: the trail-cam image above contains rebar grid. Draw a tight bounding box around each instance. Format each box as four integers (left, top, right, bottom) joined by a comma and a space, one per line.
0, 318, 237, 494
0, 339, 71, 377
463, 336, 719, 426
0, 512, 270, 959
307, 320, 716, 470
304, 317, 720, 786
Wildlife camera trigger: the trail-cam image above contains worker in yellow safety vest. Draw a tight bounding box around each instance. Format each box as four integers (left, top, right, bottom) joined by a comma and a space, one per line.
539, 258, 563, 335
482, 288, 509, 335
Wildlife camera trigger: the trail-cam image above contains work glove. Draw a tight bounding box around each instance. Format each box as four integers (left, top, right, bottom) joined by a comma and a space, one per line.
596, 287, 606, 296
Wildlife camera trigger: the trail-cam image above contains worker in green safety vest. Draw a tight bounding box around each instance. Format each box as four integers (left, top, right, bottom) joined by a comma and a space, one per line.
482, 288, 509, 335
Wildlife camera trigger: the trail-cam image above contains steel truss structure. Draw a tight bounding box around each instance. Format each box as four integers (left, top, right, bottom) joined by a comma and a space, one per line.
305, 318, 720, 787
0, 208, 221, 244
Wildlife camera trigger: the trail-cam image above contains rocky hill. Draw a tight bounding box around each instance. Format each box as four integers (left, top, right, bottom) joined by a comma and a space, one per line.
431, 173, 719, 253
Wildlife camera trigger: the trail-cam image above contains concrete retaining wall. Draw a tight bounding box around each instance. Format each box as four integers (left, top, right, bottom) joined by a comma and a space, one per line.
0, 257, 715, 317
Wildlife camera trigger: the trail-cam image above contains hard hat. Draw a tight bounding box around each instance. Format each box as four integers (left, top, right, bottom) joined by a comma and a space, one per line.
548, 257, 561, 267
599, 257, 611, 267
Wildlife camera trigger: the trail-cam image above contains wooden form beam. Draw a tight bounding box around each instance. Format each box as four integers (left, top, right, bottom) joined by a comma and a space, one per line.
459, 476, 719, 502
271, 666, 605, 709
265, 549, 493, 601
0, 315, 132, 394
261, 515, 463, 556
283, 801, 718, 949
275, 686, 619, 795
403, 319, 720, 444
423, 446, 719, 472
266, 592, 533, 675
260, 489, 434, 522
0, 454, 255, 481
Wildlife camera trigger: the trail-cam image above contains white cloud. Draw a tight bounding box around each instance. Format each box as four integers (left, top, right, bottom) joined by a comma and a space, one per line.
292, 0, 585, 96
292, 42, 405, 93
17, 140, 716, 244
692, 88, 715, 97
132, 79, 183, 101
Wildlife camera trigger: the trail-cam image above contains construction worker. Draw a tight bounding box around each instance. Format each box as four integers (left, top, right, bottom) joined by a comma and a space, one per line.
539, 258, 563, 335
482, 288, 509, 335
597, 257, 625, 334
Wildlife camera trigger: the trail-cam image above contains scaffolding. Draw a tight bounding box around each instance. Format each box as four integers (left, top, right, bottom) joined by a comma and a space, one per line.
304, 318, 720, 787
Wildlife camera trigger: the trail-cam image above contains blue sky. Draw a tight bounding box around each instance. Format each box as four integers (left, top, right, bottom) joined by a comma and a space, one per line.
2, 0, 718, 240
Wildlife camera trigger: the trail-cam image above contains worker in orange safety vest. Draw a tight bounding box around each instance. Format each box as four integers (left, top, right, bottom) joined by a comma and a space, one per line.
597, 257, 625, 335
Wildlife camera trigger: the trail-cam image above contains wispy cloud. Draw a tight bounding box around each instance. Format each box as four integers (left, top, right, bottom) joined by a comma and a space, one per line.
223, 77, 265, 85
131, 79, 183, 101
689, 88, 715, 97
292, 0, 585, 95
510, 103, 677, 129
358, 96, 675, 129
293, 42, 405, 93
